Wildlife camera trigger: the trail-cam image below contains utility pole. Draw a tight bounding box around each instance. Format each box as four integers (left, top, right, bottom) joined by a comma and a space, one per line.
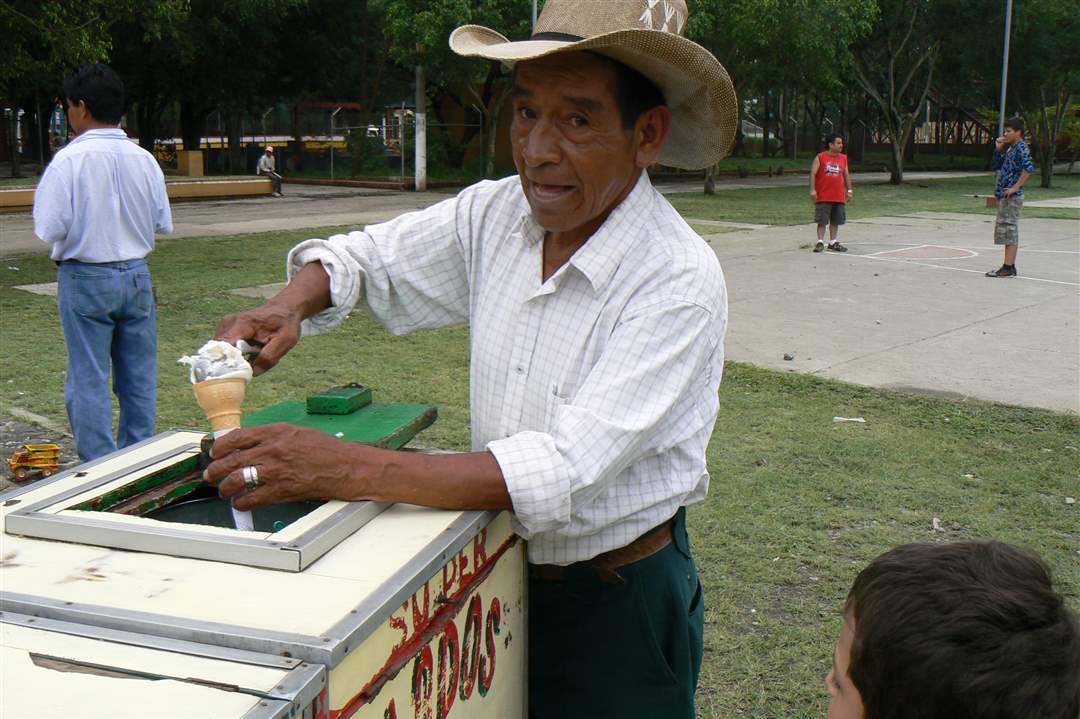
997, 0, 1014, 135
415, 62, 427, 192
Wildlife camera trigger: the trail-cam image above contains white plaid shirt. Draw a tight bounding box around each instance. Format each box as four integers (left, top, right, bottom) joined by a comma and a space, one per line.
289, 172, 727, 564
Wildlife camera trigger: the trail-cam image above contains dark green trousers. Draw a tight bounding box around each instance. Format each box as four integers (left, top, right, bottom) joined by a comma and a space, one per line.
529, 508, 704, 719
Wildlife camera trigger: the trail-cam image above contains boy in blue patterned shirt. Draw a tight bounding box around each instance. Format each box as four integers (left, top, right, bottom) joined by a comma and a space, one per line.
986, 116, 1035, 278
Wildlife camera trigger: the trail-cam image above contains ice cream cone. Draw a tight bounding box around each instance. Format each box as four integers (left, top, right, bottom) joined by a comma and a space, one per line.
193, 376, 247, 432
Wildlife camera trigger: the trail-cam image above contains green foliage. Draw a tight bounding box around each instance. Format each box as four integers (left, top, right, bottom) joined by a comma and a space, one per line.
691, 0, 875, 97
1059, 105, 1080, 158
0, 0, 188, 95
344, 129, 388, 175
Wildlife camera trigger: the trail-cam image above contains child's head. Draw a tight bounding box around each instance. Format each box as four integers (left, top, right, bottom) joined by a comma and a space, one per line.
1004, 116, 1026, 135
828, 541, 1080, 719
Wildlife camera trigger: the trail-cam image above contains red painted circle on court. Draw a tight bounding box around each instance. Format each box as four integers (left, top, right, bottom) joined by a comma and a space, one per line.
873, 245, 976, 260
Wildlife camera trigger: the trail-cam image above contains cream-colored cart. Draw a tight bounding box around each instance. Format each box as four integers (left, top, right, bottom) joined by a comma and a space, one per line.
0, 431, 526, 719
1, 612, 326, 718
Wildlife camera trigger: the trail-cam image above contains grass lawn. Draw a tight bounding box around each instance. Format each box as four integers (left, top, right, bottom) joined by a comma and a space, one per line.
0, 176, 39, 187
706, 150, 989, 176
1, 185, 1078, 717
669, 173, 1080, 225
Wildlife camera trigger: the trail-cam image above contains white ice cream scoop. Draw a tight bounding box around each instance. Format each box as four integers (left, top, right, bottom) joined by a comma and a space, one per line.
178, 340, 254, 383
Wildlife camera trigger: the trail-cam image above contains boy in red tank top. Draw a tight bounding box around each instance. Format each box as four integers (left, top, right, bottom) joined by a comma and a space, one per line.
810, 134, 853, 252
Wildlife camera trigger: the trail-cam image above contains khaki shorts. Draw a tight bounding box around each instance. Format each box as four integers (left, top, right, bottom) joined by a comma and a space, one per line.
994, 195, 1023, 245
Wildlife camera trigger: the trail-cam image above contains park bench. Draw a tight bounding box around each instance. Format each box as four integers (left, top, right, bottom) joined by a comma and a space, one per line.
0, 176, 273, 214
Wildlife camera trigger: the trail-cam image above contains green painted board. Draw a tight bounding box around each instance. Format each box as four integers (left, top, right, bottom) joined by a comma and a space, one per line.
242, 401, 437, 450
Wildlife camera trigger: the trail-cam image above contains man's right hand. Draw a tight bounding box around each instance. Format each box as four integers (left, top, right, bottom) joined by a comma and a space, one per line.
215, 302, 302, 376
995, 136, 1006, 150
810, 190, 817, 202
215, 262, 332, 375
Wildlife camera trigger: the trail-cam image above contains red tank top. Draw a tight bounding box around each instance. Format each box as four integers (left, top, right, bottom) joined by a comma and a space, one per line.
815, 152, 848, 203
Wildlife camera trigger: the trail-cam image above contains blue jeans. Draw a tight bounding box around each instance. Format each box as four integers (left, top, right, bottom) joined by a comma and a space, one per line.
57, 260, 157, 461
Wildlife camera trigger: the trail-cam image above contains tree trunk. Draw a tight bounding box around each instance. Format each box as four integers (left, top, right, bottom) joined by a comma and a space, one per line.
224, 106, 243, 175
484, 85, 512, 179
889, 139, 903, 184
359, 0, 370, 110
761, 92, 771, 158
904, 128, 916, 164
732, 93, 746, 156
135, 96, 162, 153
290, 102, 304, 172
783, 89, 798, 160
179, 99, 207, 153
9, 109, 22, 177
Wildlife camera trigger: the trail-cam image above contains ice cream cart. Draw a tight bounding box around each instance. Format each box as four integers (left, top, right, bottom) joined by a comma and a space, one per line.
1, 611, 326, 718
0, 394, 527, 719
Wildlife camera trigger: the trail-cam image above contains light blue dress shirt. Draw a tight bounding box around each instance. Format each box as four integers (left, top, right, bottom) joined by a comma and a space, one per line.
33, 128, 172, 262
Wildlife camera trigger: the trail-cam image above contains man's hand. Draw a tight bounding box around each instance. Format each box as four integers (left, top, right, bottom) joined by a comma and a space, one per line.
215, 302, 302, 376
846, 188, 854, 200
214, 262, 332, 375
810, 190, 817, 202
204, 423, 369, 510
1004, 186, 1018, 197
204, 424, 514, 511
995, 135, 1006, 150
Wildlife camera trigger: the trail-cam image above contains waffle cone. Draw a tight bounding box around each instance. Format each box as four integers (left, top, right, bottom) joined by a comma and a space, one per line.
193, 377, 247, 432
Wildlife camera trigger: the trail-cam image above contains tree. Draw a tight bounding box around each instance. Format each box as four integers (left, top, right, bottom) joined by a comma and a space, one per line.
384, 0, 532, 177
2, 0, 120, 175
1, 1, 187, 174
851, 0, 938, 184
688, 0, 874, 174
1008, 0, 1080, 187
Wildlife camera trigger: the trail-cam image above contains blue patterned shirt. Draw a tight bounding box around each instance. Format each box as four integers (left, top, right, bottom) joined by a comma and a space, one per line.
992, 138, 1035, 199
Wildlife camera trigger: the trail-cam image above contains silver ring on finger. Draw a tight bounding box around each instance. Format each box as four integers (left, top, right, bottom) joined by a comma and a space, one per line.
241, 465, 261, 490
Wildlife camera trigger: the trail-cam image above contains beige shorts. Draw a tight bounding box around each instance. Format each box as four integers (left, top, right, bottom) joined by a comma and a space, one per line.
994, 195, 1023, 245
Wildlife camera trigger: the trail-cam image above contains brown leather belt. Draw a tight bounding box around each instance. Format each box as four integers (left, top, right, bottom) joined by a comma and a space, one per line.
529, 517, 676, 584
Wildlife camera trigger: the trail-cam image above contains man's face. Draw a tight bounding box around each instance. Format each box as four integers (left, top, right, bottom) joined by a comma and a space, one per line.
826, 618, 865, 719
510, 52, 649, 246
828, 137, 844, 154
1003, 126, 1023, 145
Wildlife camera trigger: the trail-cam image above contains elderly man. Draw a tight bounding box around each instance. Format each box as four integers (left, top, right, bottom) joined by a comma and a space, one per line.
206, 2, 736, 716
257, 145, 283, 196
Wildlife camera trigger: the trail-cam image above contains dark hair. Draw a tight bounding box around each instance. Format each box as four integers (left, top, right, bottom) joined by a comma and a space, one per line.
595, 53, 666, 130
511, 53, 666, 131
824, 133, 843, 147
61, 64, 124, 125
1004, 116, 1025, 133
845, 541, 1080, 719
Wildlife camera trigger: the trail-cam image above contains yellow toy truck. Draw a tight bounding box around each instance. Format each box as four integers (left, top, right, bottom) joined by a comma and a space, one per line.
7, 443, 62, 481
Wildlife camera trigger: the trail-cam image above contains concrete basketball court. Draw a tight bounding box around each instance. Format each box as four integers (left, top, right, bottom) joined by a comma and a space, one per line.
703, 212, 1079, 413
3, 180, 1078, 414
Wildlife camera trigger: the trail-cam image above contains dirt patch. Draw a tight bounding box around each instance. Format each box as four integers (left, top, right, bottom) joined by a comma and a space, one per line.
0, 417, 80, 493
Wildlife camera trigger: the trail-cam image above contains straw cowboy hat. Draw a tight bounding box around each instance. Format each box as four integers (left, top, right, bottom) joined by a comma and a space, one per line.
449, 0, 737, 170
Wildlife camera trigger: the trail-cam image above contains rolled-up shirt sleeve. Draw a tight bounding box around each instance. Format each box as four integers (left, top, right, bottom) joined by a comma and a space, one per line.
287, 189, 478, 336
1019, 143, 1035, 173
487, 297, 724, 536
32, 162, 72, 247
153, 165, 173, 235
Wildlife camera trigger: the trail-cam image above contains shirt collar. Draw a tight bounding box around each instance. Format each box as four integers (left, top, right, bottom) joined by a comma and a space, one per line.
518, 170, 654, 294
67, 127, 128, 146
